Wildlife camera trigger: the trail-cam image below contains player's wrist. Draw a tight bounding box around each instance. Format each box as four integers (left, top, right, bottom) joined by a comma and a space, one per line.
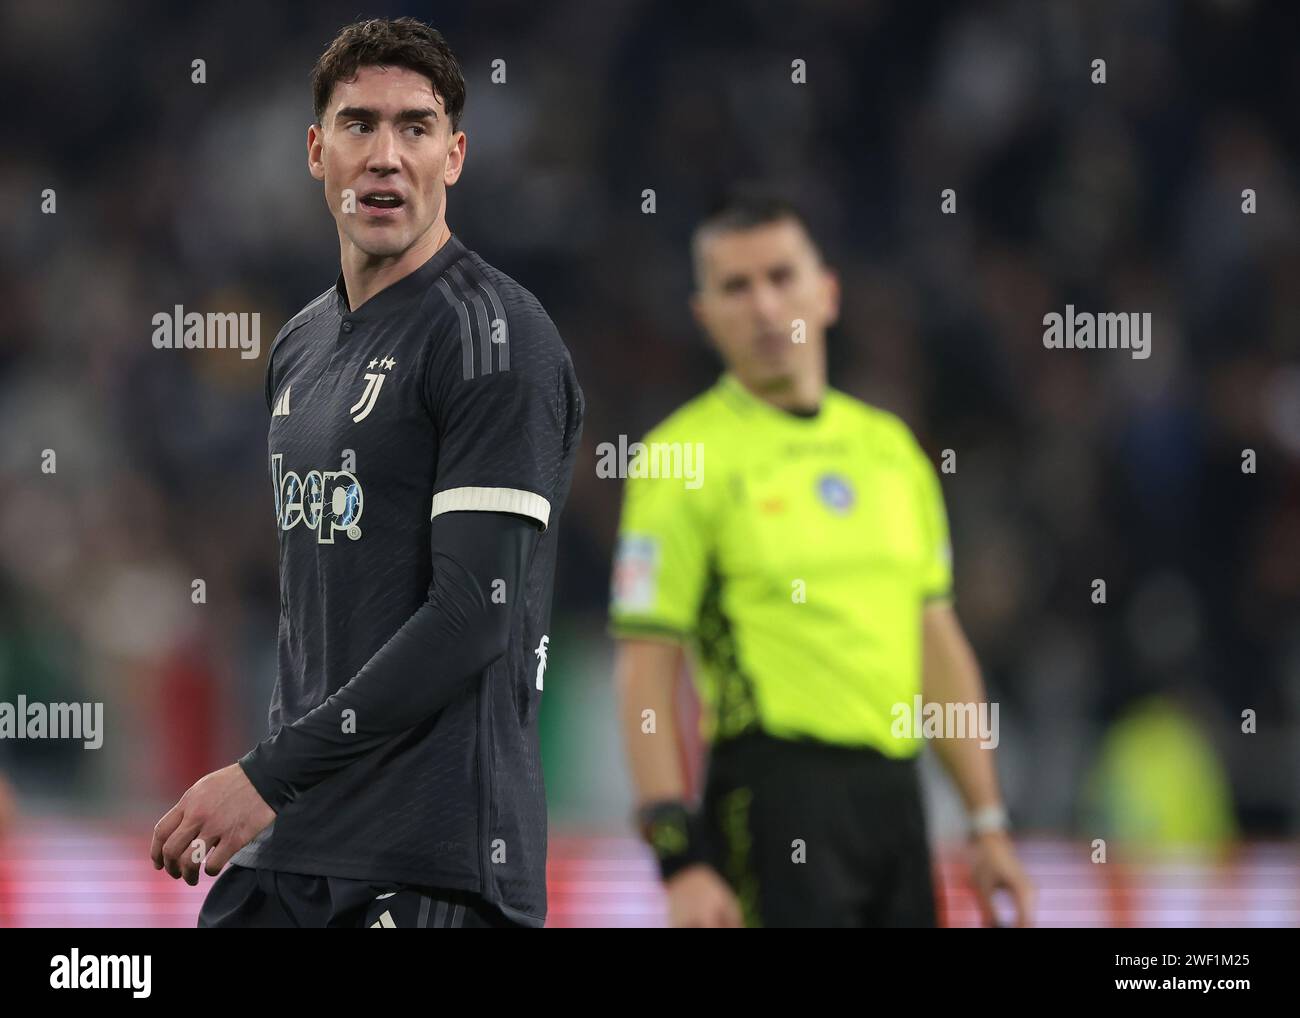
237, 749, 288, 814
635, 799, 705, 881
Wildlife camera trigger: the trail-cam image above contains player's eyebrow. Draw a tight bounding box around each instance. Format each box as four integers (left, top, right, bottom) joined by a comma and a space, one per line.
335, 106, 439, 124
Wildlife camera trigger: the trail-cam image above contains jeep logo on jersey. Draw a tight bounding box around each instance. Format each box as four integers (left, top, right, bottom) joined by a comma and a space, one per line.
271, 453, 364, 542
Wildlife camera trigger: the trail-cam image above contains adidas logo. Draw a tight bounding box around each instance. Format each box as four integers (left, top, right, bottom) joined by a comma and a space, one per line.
272, 385, 291, 417
369, 909, 396, 928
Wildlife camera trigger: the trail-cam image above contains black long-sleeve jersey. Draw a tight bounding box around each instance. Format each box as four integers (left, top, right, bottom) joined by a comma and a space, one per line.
231, 234, 584, 926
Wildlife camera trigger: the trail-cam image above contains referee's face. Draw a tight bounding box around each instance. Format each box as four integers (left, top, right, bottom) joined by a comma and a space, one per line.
308, 65, 466, 262
692, 220, 839, 395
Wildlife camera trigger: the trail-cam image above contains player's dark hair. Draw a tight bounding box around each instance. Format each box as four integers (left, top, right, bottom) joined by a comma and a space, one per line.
691, 189, 821, 284
312, 18, 466, 131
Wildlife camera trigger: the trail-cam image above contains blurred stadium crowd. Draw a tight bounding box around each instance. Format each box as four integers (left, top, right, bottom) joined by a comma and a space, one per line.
0, 0, 1296, 861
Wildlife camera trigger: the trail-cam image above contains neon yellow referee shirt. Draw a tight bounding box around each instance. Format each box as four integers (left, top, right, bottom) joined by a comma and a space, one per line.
609, 372, 953, 755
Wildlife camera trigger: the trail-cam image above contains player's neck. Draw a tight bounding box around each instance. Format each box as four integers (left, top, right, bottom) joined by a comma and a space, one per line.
339, 221, 452, 312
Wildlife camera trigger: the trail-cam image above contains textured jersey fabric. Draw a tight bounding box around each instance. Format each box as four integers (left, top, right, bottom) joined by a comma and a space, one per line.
230, 234, 584, 927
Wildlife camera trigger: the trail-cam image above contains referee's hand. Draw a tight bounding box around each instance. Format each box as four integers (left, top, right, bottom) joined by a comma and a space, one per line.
665, 864, 744, 928
970, 831, 1035, 927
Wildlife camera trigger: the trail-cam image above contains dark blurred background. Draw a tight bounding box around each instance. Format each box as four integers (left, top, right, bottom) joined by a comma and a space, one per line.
0, 0, 1297, 925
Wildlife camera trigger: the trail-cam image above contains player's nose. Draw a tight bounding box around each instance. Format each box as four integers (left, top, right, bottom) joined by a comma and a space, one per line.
366, 125, 402, 172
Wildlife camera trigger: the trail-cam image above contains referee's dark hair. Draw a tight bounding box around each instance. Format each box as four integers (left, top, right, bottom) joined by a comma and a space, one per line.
691, 188, 824, 287
312, 18, 467, 132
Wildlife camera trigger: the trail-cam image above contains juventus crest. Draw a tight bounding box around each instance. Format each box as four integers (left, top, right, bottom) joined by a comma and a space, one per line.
351, 356, 396, 422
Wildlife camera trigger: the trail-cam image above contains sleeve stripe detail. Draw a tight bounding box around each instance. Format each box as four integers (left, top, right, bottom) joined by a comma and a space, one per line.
435, 277, 476, 381
290, 287, 335, 325
431, 486, 551, 528
460, 259, 509, 372
445, 263, 494, 378
266, 286, 337, 411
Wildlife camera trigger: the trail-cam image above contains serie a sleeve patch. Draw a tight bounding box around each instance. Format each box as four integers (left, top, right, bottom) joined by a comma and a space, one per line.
611, 534, 660, 614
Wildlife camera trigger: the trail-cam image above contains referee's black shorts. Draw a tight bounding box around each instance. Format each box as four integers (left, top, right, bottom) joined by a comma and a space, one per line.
696, 730, 938, 927
197, 865, 524, 928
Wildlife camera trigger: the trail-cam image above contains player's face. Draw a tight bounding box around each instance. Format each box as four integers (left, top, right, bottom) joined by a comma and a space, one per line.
308, 65, 465, 260
692, 220, 838, 394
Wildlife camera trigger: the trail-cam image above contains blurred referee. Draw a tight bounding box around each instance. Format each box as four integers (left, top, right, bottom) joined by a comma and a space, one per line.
610, 194, 1033, 928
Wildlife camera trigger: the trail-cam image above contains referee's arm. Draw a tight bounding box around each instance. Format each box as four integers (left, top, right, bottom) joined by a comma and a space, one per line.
615, 638, 743, 928
615, 638, 690, 803
921, 601, 1035, 927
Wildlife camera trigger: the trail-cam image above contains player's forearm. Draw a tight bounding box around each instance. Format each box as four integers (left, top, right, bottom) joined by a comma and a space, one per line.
615, 642, 689, 805
240, 511, 538, 810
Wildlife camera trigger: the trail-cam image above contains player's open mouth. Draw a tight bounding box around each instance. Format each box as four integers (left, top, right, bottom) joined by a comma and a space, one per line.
359, 191, 406, 217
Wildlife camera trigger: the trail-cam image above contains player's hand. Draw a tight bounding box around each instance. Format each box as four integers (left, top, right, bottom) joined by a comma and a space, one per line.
664, 863, 744, 928
150, 763, 275, 885
970, 830, 1034, 927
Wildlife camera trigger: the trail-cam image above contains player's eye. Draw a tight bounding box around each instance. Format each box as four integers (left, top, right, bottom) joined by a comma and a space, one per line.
346, 122, 371, 135
405, 124, 428, 137
769, 266, 793, 286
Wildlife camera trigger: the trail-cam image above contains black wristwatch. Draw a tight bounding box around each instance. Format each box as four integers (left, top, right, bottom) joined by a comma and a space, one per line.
636, 800, 704, 881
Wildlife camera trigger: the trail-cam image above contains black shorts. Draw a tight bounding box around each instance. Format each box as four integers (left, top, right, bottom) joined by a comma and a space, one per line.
197, 865, 524, 928
696, 731, 938, 928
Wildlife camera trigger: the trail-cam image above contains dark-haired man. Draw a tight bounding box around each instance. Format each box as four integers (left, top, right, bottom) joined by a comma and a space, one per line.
151, 17, 583, 929
610, 195, 1032, 927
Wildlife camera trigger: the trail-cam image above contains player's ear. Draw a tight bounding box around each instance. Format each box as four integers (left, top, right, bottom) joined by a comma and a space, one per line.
307, 123, 326, 182
444, 129, 466, 187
